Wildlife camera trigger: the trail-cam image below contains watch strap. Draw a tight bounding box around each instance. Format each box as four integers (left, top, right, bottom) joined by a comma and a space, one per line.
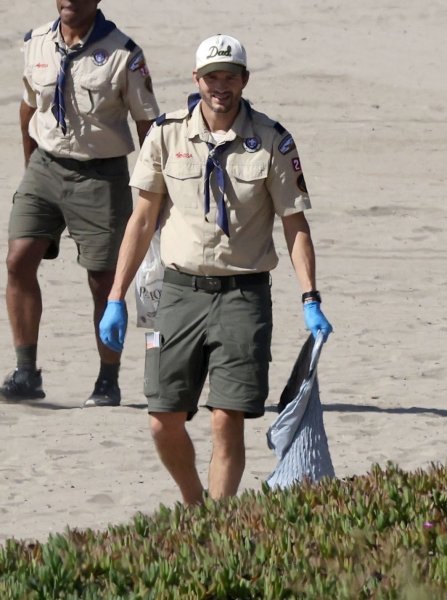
302, 290, 322, 303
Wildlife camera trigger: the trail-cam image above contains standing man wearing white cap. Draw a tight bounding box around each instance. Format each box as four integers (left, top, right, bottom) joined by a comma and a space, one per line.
99, 34, 332, 504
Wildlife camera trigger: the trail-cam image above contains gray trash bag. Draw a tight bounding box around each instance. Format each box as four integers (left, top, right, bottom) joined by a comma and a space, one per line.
266, 331, 335, 489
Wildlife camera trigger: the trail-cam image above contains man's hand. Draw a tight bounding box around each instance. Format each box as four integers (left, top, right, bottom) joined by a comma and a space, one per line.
303, 301, 333, 342
99, 300, 128, 353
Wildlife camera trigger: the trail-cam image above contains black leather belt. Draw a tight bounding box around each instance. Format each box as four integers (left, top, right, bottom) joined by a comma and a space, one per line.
164, 268, 270, 293
40, 149, 126, 170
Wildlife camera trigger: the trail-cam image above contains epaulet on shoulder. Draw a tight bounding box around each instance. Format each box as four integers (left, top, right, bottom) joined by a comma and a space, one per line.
125, 38, 136, 52
155, 108, 189, 126
26, 22, 53, 40
251, 108, 285, 132
274, 121, 286, 135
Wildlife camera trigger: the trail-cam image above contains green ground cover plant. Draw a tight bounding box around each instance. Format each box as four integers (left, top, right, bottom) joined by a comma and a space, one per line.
0, 462, 446, 599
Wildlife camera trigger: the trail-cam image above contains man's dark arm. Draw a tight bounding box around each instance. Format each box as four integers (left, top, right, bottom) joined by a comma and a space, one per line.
135, 119, 154, 147
20, 100, 37, 167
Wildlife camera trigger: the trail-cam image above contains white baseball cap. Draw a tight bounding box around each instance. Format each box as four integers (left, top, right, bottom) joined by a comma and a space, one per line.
195, 34, 247, 77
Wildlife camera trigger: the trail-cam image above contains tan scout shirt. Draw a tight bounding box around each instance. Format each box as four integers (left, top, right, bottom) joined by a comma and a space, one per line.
130, 100, 311, 276
23, 20, 159, 160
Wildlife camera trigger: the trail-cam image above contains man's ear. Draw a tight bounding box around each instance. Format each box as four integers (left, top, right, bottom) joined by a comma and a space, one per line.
192, 71, 200, 88
242, 70, 250, 89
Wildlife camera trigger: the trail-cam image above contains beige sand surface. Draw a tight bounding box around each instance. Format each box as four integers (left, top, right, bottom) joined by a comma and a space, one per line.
1, 1, 446, 545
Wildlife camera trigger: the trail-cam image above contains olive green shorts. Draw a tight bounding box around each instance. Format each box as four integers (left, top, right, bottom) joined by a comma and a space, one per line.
144, 270, 273, 420
8, 148, 133, 271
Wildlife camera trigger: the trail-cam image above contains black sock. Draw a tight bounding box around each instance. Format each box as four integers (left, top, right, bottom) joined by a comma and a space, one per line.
16, 345, 38, 371
98, 362, 120, 384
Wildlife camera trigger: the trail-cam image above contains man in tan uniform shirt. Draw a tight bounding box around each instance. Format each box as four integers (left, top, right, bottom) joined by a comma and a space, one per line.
0, 0, 159, 406
100, 35, 332, 503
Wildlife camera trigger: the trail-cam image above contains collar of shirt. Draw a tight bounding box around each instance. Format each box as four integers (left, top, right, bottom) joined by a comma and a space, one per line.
187, 100, 256, 146
55, 21, 95, 53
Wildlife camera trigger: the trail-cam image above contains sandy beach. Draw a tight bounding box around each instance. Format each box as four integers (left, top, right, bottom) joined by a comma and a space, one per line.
1, 0, 446, 545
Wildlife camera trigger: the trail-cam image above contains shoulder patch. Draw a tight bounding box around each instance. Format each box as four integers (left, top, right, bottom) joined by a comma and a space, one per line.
278, 133, 296, 155
24, 29, 33, 42
274, 122, 286, 135
125, 38, 137, 52
128, 50, 145, 71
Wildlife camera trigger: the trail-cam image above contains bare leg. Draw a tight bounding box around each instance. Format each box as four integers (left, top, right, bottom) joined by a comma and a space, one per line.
150, 413, 204, 505
87, 270, 121, 365
208, 409, 245, 499
5, 238, 50, 347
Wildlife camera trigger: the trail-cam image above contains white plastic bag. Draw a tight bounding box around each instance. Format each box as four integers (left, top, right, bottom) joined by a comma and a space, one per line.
266, 332, 335, 488
135, 229, 164, 329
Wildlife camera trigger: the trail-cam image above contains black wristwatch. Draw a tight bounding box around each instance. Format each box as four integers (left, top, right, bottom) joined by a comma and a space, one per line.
302, 290, 322, 303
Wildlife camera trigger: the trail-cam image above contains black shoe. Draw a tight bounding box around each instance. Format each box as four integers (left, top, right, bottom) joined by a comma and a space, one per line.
0, 369, 46, 401
83, 379, 121, 407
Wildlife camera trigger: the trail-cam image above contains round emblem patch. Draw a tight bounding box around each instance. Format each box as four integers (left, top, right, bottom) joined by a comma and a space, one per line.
91, 49, 109, 66
243, 136, 261, 153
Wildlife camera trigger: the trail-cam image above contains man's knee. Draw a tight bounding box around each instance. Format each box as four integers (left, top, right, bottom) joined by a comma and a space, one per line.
88, 270, 115, 296
211, 408, 244, 430
150, 412, 188, 441
6, 239, 48, 278
211, 409, 245, 450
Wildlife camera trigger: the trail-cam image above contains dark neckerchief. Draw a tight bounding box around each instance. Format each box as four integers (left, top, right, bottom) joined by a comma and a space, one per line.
205, 139, 233, 236
187, 93, 253, 237
51, 10, 116, 135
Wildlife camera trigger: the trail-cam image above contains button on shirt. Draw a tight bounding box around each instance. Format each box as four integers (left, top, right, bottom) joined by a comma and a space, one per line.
130, 101, 311, 276
23, 21, 159, 160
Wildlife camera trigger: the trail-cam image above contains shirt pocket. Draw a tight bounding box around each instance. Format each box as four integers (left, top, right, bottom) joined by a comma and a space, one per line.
31, 69, 57, 113
226, 162, 269, 206
144, 347, 160, 398
77, 73, 119, 116
163, 161, 203, 209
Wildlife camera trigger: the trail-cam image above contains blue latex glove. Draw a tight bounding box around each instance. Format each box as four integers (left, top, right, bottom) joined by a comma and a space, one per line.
99, 300, 128, 353
303, 301, 333, 342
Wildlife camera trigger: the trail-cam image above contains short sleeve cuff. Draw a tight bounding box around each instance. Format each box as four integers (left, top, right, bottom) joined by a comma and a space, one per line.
276, 196, 312, 217
129, 172, 166, 194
